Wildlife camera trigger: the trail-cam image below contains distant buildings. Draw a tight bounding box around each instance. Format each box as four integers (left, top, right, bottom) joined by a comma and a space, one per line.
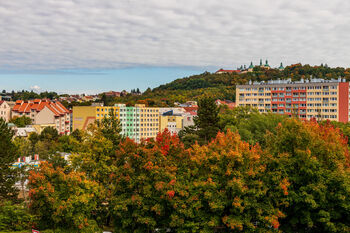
236, 78, 349, 123
73, 103, 197, 142
104, 91, 121, 98
12, 99, 71, 134
73, 104, 160, 142
215, 69, 240, 74
215, 59, 284, 74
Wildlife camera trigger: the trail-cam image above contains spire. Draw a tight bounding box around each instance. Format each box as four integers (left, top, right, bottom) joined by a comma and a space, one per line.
279, 62, 284, 70
265, 59, 270, 67
249, 61, 254, 69
260, 59, 262, 66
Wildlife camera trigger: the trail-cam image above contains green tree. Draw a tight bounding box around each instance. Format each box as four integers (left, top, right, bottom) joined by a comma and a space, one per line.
0, 200, 33, 231
95, 110, 123, 148
219, 106, 286, 148
194, 97, 220, 143
40, 126, 59, 141
265, 119, 350, 232
10, 116, 32, 127
28, 132, 40, 153
0, 119, 18, 201
13, 137, 32, 157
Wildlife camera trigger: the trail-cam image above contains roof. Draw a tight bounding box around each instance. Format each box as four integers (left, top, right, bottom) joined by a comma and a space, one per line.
215, 69, 240, 74
183, 107, 198, 113
12, 99, 69, 117
215, 99, 236, 109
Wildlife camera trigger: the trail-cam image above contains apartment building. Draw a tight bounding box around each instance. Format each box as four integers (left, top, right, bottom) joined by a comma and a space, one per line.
159, 108, 196, 135
73, 104, 159, 142
12, 99, 71, 134
72, 105, 119, 130
0, 101, 12, 122
116, 104, 159, 142
236, 78, 349, 123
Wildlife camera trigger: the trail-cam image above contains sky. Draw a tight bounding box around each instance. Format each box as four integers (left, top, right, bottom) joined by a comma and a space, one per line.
1, 0, 350, 94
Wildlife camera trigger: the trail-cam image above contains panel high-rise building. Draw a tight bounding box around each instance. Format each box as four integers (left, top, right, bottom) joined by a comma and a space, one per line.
236, 78, 349, 123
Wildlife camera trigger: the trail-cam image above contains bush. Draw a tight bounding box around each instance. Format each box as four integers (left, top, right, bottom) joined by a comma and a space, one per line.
0, 201, 33, 231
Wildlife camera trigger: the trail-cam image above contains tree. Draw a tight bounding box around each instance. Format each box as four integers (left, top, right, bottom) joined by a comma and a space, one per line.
28, 132, 40, 153
95, 110, 123, 149
194, 97, 220, 143
219, 106, 286, 148
13, 137, 32, 158
168, 130, 286, 232
0, 119, 18, 201
10, 116, 32, 127
265, 119, 350, 232
40, 127, 59, 141
28, 162, 103, 232
69, 115, 123, 227
71, 129, 84, 142
178, 125, 199, 148
0, 200, 33, 231
110, 130, 185, 232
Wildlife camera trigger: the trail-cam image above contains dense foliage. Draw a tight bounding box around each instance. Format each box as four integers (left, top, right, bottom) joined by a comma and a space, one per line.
0, 90, 59, 101
24, 116, 350, 232
3, 100, 350, 232
28, 162, 102, 232
0, 201, 33, 231
9, 116, 32, 127
0, 119, 18, 201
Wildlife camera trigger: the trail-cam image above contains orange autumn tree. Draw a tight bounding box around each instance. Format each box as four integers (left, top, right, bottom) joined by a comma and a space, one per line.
167, 130, 286, 232
110, 129, 188, 232
265, 119, 350, 232
28, 162, 103, 232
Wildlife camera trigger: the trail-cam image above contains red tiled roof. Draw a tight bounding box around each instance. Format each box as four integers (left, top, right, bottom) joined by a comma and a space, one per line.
215, 69, 240, 74
55, 101, 70, 114
183, 107, 198, 112
12, 99, 69, 117
0, 101, 4, 105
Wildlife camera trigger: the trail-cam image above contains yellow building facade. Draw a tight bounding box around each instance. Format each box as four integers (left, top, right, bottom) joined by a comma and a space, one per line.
159, 115, 183, 134
72, 106, 120, 130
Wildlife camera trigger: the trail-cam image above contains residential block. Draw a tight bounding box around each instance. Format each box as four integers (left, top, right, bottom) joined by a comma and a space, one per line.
236, 78, 349, 123
12, 99, 71, 134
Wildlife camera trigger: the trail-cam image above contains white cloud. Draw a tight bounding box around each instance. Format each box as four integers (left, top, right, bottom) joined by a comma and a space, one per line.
0, 0, 350, 71
30, 85, 41, 92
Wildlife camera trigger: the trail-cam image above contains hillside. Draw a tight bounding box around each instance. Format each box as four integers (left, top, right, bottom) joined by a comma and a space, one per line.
112, 64, 350, 106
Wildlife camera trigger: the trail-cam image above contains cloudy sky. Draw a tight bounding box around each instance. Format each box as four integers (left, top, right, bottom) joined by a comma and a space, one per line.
1, 0, 349, 93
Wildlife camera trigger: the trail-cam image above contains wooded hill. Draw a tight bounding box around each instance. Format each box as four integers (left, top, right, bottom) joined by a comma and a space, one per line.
113, 64, 350, 106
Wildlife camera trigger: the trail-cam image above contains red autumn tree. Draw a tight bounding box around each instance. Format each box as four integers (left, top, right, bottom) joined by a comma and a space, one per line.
110, 129, 187, 232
